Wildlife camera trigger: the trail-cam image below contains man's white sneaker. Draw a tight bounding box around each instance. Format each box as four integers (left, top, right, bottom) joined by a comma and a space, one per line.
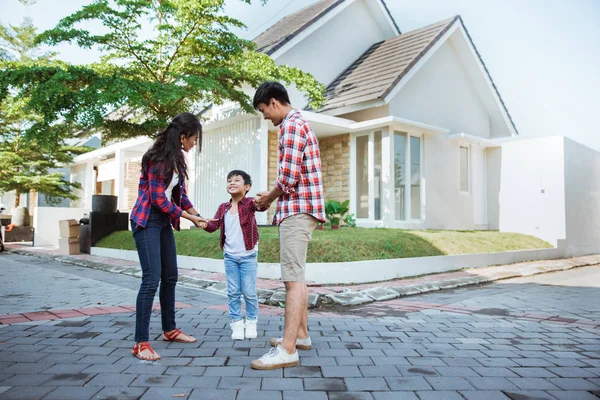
245, 318, 258, 339
269, 336, 312, 350
230, 320, 244, 340
250, 345, 299, 370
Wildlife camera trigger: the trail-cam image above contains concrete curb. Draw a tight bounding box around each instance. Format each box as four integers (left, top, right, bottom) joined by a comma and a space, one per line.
6, 247, 600, 308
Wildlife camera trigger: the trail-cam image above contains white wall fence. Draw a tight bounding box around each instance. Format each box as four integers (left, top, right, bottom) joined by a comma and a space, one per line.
33, 207, 89, 247
92, 244, 565, 285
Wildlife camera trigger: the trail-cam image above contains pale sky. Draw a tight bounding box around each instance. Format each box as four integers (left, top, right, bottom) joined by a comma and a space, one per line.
1, 0, 599, 150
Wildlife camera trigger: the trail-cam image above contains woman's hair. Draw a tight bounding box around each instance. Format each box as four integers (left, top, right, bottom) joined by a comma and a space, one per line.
142, 112, 202, 182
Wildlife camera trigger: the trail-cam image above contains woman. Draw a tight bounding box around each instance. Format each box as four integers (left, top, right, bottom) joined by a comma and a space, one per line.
130, 112, 210, 361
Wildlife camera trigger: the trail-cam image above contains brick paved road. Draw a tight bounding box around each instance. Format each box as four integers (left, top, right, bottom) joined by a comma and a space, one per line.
0, 253, 599, 399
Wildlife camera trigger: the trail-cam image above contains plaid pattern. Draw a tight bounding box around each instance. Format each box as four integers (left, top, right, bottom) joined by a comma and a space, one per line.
274, 109, 326, 225
130, 162, 194, 231
205, 197, 260, 250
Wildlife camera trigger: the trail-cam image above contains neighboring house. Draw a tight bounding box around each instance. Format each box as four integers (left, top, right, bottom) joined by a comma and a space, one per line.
68, 0, 517, 231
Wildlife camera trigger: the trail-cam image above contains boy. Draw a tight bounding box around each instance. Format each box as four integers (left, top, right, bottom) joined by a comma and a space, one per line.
204, 170, 265, 340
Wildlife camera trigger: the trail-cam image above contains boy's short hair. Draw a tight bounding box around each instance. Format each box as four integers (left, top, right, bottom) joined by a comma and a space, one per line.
227, 170, 252, 187
253, 81, 291, 110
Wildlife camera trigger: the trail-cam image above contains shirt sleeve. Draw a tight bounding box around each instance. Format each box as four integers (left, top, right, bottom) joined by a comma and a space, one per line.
148, 163, 183, 220
275, 121, 307, 194
180, 179, 194, 211
204, 204, 223, 233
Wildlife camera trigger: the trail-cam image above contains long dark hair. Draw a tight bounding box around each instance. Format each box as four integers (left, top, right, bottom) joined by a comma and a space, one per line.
142, 112, 202, 182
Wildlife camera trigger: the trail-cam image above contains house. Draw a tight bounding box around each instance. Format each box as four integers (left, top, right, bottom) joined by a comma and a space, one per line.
67, 0, 517, 231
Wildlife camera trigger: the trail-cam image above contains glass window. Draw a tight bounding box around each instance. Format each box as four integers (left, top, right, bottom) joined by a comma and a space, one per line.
356, 135, 369, 218
394, 132, 406, 220
374, 131, 382, 220
410, 136, 421, 219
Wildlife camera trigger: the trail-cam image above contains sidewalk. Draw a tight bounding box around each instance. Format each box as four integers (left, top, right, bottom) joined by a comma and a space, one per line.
5, 243, 600, 308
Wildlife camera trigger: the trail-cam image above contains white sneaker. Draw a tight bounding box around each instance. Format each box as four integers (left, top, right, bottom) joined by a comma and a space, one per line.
245, 318, 258, 339
230, 320, 244, 340
269, 336, 312, 350
250, 344, 299, 370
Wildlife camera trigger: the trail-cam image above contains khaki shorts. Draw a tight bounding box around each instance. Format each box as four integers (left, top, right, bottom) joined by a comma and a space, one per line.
279, 213, 318, 282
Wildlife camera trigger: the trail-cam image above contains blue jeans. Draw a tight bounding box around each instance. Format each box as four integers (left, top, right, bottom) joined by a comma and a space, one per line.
131, 208, 178, 342
224, 252, 259, 322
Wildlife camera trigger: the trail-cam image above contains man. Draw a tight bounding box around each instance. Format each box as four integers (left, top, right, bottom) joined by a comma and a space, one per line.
251, 81, 325, 370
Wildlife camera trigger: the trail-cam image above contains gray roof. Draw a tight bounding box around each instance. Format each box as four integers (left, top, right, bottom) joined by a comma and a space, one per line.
253, 0, 344, 55
319, 16, 458, 112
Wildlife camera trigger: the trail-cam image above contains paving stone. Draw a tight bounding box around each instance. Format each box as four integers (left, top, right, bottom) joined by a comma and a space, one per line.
122, 364, 168, 375
384, 377, 432, 391
174, 376, 220, 388
344, 377, 389, 391
509, 367, 558, 378
425, 376, 474, 390
303, 378, 347, 391
320, 366, 361, 378
471, 367, 518, 377
328, 392, 373, 400
262, 378, 303, 391
434, 367, 479, 377
416, 391, 464, 400
372, 393, 419, 400
359, 366, 401, 377
459, 391, 511, 400
501, 390, 555, 400
548, 367, 597, 377
86, 373, 136, 387
546, 390, 600, 400
130, 374, 179, 387
283, 366, 322, 378
91, 387, 148, 400
282, 391, 328, 400
42, 385, 101, 400
190, 356, 228, 366
43, 373, 96, 386
549, 377, 600, 390
236, 390, 283, 400
217, 377, 261, 390
3, 362, 50, 374
0, 386, 55, 400
1, 373, 53, 386
465, 377, 519, 390
397, 366, 439, 377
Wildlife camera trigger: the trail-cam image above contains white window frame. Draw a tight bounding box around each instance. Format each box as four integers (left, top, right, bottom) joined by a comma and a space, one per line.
459, 145, 471, 195
351, 128, 424, 226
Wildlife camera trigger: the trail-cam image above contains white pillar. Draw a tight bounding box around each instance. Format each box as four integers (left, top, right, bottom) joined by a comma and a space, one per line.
381, 127, 393, 225
84, 160, 95, 209
115, 149, 126, 211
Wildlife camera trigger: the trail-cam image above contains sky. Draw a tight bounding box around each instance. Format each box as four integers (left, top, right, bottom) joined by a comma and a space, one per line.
1, 0, 599, 150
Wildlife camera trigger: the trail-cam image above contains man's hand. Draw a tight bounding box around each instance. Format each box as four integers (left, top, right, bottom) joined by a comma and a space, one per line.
255, 191, 273, 210
190, 215, 216, 229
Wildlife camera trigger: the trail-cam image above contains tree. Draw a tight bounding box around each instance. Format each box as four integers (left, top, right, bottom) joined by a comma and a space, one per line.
0, 0, 326, 144
0, 17, 88, 207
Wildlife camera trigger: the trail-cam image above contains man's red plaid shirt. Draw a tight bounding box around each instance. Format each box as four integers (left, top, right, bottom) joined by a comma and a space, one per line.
274, 109, 326, 225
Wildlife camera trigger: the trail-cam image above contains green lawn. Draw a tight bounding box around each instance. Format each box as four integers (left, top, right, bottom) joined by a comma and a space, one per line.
96, 227, 552, 263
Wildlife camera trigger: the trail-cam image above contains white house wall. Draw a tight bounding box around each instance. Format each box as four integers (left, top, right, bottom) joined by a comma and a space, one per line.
388, 40, 490, 139
486, 147, 502, 230
276, 0, 393, 108
499, 136, 567, 247
563, 137, 600, 256
195, 118, 265, 223
422, 135, 487, 230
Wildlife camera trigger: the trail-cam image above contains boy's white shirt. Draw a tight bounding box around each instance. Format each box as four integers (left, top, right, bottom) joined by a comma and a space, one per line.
223, 208, 258, 257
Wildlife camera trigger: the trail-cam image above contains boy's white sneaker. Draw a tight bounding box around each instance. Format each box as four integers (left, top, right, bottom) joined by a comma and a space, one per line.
250, 344, 299, 370
269, 336, 312, 350
230, 320, 244, 340
245, 318, 258, 339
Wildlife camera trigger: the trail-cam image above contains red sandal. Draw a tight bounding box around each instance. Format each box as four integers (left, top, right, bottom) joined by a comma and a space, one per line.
132, 342, 160, 361
163, 328, 197, 343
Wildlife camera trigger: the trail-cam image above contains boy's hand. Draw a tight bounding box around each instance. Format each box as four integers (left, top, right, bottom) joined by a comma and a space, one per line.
255, 191, 272, 210
191, 215, 216, 229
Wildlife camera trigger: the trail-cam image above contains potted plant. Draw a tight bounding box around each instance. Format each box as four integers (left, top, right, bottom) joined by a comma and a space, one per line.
325, 199, 350, 230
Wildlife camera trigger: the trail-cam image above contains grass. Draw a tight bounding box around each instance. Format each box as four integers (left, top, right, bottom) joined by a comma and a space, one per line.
96, 227, 553, 263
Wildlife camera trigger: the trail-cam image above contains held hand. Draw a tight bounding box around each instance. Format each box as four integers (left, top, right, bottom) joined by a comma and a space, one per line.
255, 191, 272, 209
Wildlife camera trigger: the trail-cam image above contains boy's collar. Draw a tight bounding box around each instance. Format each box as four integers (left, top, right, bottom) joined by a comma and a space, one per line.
228, 195, 248, 205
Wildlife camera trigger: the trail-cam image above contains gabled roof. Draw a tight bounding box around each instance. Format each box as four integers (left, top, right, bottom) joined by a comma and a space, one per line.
253, 0, 400, 55
318, 15, 518, 134
319, 17, 457, 112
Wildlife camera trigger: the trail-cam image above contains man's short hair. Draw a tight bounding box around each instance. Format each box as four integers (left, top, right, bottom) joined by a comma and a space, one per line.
227, 170, 252, 187
253, 81, 291, 110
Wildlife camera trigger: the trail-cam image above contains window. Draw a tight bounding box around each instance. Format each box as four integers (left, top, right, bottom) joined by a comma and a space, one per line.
411, 136, 421, 219
394, 132, 406, 220
460, 146, 469, 193
356, 135, 369, 218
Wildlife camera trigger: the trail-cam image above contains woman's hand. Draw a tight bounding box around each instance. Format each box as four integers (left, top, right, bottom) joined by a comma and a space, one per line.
189, 214, 216, 229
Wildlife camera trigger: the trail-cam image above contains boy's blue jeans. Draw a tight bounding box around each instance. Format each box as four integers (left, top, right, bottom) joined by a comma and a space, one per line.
224, 252, 259, 322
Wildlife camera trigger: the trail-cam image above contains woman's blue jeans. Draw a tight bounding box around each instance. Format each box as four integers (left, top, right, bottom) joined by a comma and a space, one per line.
224, 252, 259, 322
132, 209, 178, 342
